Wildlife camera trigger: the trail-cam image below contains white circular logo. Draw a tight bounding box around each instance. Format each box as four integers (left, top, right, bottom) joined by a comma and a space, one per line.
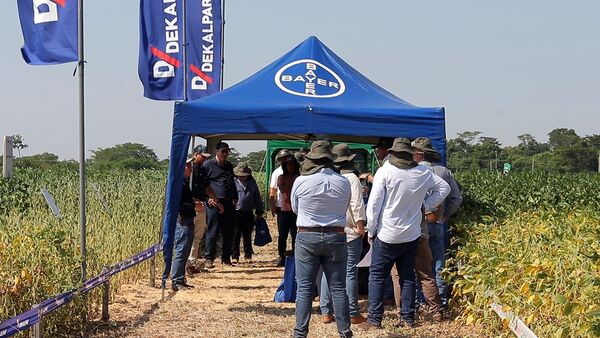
274, 59, 346, 98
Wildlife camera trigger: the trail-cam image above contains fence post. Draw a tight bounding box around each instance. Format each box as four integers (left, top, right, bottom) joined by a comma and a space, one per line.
101, 280, 109, 322
32, 307, 41, 338
3, 136, 14, 179
149, 256, 156, 287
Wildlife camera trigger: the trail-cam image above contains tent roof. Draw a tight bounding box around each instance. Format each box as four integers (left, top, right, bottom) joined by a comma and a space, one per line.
161, 36, 447, 280
174, 36, 445, 141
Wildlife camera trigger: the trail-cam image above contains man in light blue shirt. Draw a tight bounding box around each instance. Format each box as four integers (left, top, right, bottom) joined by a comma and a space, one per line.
290, 140, 353, 338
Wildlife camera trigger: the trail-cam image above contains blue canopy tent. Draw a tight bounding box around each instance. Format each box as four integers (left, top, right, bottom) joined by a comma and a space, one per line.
162, 36, 446, 280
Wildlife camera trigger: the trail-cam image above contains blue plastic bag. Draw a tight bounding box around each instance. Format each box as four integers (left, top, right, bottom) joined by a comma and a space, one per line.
254, 217, 272, 246
274, 256, 297, 302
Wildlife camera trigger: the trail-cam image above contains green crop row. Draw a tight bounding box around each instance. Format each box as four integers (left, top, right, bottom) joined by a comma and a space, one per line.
450, 172, 600, 337
0, 168, 164, 335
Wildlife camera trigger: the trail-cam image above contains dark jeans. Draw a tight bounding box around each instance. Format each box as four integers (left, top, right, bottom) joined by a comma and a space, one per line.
293, 232, 352, 338
367, 237, 419, 325
232, 210, 255, 259
203, 199, 235, 262
171, 217, 195, 284
278, 210, 297, 258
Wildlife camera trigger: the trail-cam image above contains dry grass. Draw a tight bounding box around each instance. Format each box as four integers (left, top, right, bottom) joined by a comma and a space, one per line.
83, 218, 485, 338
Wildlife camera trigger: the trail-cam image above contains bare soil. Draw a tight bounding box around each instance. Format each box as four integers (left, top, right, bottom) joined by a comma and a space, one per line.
84, 223, 485, 338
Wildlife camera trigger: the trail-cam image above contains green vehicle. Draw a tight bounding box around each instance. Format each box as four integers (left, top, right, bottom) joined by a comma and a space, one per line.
263, 139, 380, 199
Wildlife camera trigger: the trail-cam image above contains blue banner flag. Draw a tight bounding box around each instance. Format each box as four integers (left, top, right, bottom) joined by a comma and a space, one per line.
138, 0, 184, 101
17, 0, 78, 65
185, 0, 223, 100
139, 0, 222, 101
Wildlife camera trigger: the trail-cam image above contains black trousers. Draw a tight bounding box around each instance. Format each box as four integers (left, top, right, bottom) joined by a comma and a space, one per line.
232, 210, 255, 259
277, 210, 297, 258
203, 198, 235, 262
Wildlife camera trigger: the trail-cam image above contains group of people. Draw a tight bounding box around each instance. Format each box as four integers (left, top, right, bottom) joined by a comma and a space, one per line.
171, 141, 264, 291
287, 138, 462, 338
169, 136, 462, 338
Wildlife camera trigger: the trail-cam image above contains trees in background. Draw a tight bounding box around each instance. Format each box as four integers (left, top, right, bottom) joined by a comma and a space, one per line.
12, 134, 28, 158
7, 130, 599, 173
448, 128, 600, 173
90, 143, 159, 170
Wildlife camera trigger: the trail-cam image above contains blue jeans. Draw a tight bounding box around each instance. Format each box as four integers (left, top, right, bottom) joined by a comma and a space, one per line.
320, 237, 363, 317
171, 217, 195, 284
428, 222, 448, 306
367, 237, 419, 325
293, 232, 352, 338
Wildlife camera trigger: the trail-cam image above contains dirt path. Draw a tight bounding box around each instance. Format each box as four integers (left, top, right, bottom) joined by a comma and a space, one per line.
85, 237, 484, 337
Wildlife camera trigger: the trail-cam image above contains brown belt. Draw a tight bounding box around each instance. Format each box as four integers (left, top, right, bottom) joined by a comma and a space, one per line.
297, 226, 345, 233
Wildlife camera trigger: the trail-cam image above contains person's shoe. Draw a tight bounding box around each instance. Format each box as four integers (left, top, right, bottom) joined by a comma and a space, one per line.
355, 321, 381, 331
204, 259, 215, 269
171, 282, 194, 292
395, 319, 416, 328
276, 257, 285, 267
350, 314, 367, 324
244, 255, 252, 261
432, 311, 444, 322
321, 314, 335, 324
232, 257, 239, 264
221, 259, 233, 266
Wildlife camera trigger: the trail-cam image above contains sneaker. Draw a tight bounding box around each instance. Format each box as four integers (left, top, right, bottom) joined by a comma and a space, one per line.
321, 314, 335, 324
244, 256, 252, 261
276, 257, 285, 267
350, 314, 367, 324
204, 259, 215, 269
355, 321, 381, 331
232, 258, 239, 264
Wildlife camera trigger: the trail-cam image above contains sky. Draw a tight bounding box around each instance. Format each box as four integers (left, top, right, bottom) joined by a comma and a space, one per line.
1, 1, 599, 160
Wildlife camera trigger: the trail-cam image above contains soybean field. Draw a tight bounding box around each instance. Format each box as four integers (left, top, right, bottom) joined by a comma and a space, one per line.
1, 168, 599, 337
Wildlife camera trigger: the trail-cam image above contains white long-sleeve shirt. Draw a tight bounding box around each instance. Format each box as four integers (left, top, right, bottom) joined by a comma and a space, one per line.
269, 166, 283, 208
291, 168, 351, 227
343, 172, 367, 242
366, 163, 450, 244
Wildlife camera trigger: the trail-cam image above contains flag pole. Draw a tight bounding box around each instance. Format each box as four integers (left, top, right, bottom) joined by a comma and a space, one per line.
220, 0, 225, 91
182, 0, 188, 102
77, 0, 87, 287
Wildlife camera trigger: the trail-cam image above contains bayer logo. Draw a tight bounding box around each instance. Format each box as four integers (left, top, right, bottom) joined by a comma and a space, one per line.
274, 59, 346, 98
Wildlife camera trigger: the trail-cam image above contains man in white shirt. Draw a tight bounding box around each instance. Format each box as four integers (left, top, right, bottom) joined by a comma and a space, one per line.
361, 138, 450, 329
291, 141, 353, 338
269, 149, 295, 267
319, 144, 367, 325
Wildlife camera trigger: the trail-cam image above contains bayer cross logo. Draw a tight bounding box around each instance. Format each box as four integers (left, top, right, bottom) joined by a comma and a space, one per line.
274, 59, 346, 98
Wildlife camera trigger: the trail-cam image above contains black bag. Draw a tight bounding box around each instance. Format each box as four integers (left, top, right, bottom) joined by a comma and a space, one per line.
254, 217, 272, 246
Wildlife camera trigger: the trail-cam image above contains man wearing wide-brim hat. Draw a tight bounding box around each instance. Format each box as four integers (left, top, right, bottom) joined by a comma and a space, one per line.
360, 138, 450, 329
290, 140, 353, 338
412, 137, 463, 312
232, 162, 264, 263
318, 143, 368, 325
269, 149, 295, 266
